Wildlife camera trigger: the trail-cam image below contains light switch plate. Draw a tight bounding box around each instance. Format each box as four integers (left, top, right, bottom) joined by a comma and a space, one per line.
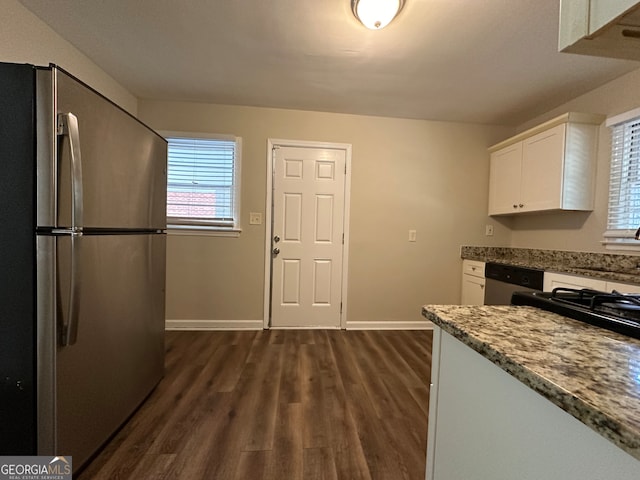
409, 229, 417, 242
249, 212, 262, 225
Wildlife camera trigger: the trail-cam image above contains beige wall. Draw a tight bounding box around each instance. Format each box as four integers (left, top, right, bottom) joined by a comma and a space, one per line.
11, 0, 639, 322
138, 100, 512, 325
506, 67, 640, 253
1, 0, 137, 114
3, 0, 515, 326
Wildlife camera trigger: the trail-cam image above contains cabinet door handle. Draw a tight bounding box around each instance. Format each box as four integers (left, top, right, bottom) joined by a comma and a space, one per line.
519, 203, 524, 208
513, 204, 518, 208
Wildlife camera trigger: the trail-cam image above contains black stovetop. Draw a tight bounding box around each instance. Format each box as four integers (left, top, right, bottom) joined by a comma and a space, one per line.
511, 288, 640, 340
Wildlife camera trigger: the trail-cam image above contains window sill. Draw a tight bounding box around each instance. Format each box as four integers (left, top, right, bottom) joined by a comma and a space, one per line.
602, 239, 640, 252
167, 225, 242, 237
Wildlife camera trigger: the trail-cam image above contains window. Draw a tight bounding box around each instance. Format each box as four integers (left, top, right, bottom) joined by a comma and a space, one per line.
164, 132, 242, 234
604, 108, 640, 250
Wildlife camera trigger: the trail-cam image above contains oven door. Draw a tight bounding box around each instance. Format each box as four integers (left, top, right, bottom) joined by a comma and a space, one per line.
484, 278, 541, 305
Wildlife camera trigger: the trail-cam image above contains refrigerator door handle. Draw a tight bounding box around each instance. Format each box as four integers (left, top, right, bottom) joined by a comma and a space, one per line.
60, 233, 82, 346
57, 112, 84, 232
57, 112, 84, 346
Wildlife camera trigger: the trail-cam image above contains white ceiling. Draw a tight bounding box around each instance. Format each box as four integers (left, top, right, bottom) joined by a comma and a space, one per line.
18, 0, 640, 125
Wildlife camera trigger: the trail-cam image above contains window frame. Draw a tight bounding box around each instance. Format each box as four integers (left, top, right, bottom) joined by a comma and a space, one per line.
603, 107, 640, 251
162, 131, 242, 237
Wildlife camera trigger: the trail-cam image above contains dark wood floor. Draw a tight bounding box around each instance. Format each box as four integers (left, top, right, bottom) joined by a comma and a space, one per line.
77, 329, 433, 480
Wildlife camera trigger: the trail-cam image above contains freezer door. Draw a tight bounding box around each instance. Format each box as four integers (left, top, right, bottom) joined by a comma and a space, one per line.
53, 233, 165, 471
40, 67, 167, 230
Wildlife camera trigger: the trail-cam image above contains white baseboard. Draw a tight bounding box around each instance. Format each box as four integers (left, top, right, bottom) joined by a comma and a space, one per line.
165, 319, 264, 331
345, 320, 434, 330
269, 326, 342, 330
166, 319, 434, 331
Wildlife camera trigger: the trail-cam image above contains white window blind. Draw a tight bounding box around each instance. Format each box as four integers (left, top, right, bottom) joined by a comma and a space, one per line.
604, 111, 640, 248
165, 134, 241, 230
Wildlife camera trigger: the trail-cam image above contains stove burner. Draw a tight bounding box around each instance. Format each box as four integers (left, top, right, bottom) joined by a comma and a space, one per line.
511, 287, 640, 340
601, 301, 640, 311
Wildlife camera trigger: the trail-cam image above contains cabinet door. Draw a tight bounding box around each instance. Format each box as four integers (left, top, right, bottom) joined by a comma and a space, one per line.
590, 0, 639, 33
461, 275, 485, 305
520, 124, 566, 213
606, 281, 640, 294
462, 259, 485, 278
543, 272, 607, 292
427, 329, 640, 480
488, 143, 522, 215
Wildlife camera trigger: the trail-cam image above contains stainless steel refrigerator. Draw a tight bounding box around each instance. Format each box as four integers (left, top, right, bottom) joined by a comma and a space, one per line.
0, 62, 167, 472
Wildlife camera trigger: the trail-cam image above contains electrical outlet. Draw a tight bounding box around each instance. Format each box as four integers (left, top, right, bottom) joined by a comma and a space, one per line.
409, 229, 417, 242
485, 224, 494, 236
249, 212, 262, 225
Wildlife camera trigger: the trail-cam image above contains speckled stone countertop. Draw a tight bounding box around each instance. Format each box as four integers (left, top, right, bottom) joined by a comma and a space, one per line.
422, 304, 640, 461
461, 246, 640, 285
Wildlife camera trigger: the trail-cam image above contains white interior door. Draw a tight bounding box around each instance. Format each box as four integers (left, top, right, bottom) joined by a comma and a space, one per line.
270, 145, 346, 328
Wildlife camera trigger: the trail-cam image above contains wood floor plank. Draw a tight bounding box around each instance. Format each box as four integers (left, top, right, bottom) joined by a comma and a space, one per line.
126, 454, 176, 479
234, 451, 268, 480
208, 343, 254, 393
145, 339, 251, 455
158, 392, 236, 479
264, 403, 304, 479
303, 447, 339, 480
301, 343, 330, 448
240, 343, 284, 452
324, 331, 373, 480
385, 331, 432, 383
77, 329, 431, 480
373, 331, 430, 389
279, 330, 302, 405
346, 331, 404, 419
343, 382, 401, 480
326, 330, 365, 387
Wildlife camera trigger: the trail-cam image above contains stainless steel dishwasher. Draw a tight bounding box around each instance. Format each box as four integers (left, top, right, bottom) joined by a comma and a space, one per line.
484, 262, 544, 305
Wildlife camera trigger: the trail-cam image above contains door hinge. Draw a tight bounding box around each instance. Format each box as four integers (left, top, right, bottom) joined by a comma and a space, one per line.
340, 302, 343, 314
342, 233, 344, 244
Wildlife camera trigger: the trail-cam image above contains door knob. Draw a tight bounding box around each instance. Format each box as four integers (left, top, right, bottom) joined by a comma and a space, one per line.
273, 247, 280, 255
274, 235, 280, 243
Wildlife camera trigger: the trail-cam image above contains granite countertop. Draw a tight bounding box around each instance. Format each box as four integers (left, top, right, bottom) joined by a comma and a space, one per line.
461, 246, 640, 285
422, 304, 640, 461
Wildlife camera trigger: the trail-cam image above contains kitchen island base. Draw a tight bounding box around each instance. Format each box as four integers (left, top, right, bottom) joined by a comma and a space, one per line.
426, 327, 640, 480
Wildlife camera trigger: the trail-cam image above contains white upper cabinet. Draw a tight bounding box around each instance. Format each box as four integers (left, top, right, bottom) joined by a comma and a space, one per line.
520, 125, 567, 213
488, 112, 603, 216
488, 143, 522, 215
559, 0, 640, 61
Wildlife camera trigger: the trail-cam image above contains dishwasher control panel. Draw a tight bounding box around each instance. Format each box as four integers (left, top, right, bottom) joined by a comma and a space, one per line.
484, 262, 544, 290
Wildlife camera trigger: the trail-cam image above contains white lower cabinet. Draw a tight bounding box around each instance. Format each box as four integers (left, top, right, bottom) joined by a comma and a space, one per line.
606, 281, 640, 294
460, 260, 485, 305
425, 327, 640, 480
544, 271, 640, 293
543, 271, 607, 291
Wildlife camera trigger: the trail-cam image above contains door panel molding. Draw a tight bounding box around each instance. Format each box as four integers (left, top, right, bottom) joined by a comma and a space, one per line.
264, 139, 352, 329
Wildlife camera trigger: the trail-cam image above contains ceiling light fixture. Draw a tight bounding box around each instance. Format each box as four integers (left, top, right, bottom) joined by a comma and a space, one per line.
351, 0, 405, 30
